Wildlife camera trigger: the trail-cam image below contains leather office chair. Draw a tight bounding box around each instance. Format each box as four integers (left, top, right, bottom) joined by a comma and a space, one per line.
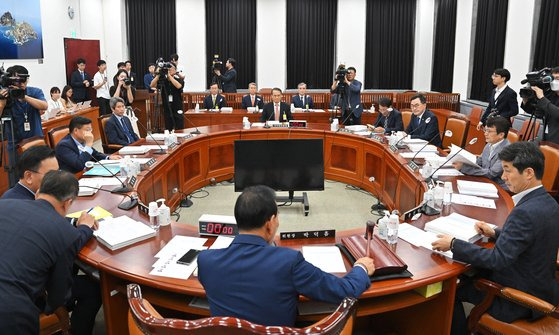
519, 119, 540, 141
540, 141, 559, 196
98, 115, 123, 154
507, 129, 519, 143
39, 305, 70, 335
258, 88, 273, 94
48, 126, 69, 148
443, 117, 469, 149
401, 110, 412, 129
18, 136, 47, 153
467, 278, 559, 335
127, 284, 357, 335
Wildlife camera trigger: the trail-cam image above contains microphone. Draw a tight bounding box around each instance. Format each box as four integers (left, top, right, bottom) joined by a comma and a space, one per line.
263, 103, 276, 128
409, 130, 453, 164
128, 107, 166, 154
79, 184, 138, 210
368, 176, 387, 214
176, 109, 202, 135
337, 104, 359, 130
425, 137, 479, 184
84, 160, 131, 193
394, 117, 431, 148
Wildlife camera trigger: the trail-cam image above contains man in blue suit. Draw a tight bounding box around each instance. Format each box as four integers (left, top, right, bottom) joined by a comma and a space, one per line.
70, 58, 92, 103
330, 67, 363, 125
104, 97, 140, 146
260, 88, 293, 122
198, 185, 375, 326
291, 82, 314, 109
203, 83, 227, 110
214, 58, 237, 93
432, 141, 559, 335
56, 116, 121, 173
0, 170, 99, 334
405, 94, 442, 148
373, 97, 404, 134
241, 83, 264, 110
477, 68, 518, 130
1, 145, 58, 200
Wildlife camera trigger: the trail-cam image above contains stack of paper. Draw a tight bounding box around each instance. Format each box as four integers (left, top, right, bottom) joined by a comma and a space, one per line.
457, 180, 498, 198
451, 194, 496, 209
67, 206, 113, 221
78, 178, 100, 196
446, 144, 480, 168
149, 236, 208, 280
345, 125, 368, 132
94, 158, 152, 165
302, 246, 346, 273
93, 215, 156, 250
400, 152, 440, 159
433, 169, 464, 177
398, 223, 453, 258
119, 146, 150, 155
424, 213, 482, 243
402, 138, 428, 145
407, 143, 439, 152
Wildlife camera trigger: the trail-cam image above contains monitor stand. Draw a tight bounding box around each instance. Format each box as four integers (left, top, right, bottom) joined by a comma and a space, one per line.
276, 191, 309, 216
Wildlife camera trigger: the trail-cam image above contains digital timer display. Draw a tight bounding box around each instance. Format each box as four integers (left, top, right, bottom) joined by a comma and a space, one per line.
199, 221, 239, 236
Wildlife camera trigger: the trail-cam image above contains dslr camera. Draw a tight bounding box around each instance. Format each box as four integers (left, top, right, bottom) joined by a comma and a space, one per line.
155, 57, 174, 77
0, 65, 28, 100
519, 67, 552, 101
211, 54, 223, 71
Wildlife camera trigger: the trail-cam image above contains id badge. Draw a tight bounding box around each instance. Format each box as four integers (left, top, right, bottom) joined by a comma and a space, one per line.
168, 95, 173, 103
24, 122, 31, 131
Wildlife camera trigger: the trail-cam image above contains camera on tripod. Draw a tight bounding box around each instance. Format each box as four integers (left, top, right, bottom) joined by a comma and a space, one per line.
519, 67, 553, 101
335, 64, 348, 82
155, 57, 174, 78
211, 54, 223, 72
0, 65, 28, 100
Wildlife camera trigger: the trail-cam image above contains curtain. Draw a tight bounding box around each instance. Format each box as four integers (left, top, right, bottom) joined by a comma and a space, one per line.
431, 0, 457, 93
286, 0, 337, 89
532, 0, 559, 70
126, 0, 176, 88
205, 0, 256, 90
364, 0, 417, 89
469, 0, 508, 102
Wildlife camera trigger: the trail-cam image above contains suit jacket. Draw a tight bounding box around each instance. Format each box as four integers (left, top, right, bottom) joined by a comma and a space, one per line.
521, 93, 559, 144
291, 95, 314, 109
0, 199, 86, 333
70, 70, 92, 102
452, 187, 559, 323
105, 114, 140, 146
373, 109, 404, 134
203, 94, 227, 110
198, 234, 370, 326
338, 80, 363, 118
405, 109, 442, 148
241, 95, 264, 109
55, 134, 107, 173
260, 102, 293, 122
219, 68, 237, 93
1, 182, 34, 200
460, 139, 509, 190
480, 86, 519, 125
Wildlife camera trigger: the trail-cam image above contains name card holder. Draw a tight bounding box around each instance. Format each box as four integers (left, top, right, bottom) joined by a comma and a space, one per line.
280, 229, 336, 240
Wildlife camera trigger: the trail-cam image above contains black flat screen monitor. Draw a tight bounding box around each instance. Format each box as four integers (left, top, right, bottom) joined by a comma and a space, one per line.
234, 139, 324, 192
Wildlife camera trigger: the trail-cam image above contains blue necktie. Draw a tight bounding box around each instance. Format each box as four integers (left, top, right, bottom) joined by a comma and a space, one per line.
81, 72, 84, 80
120, 118, 134, 144
416, 117, 421, 127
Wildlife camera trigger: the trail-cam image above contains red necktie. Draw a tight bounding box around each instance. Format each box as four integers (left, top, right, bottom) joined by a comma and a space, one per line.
251, 96, 255, 107
275, 104, 279, 120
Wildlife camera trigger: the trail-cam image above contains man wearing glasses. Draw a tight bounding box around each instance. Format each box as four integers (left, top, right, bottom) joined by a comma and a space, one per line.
452, 116, 510, 190
404, 94, 442, 148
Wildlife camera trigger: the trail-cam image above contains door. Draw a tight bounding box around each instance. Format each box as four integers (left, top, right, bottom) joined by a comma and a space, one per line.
64, 38, 101, 105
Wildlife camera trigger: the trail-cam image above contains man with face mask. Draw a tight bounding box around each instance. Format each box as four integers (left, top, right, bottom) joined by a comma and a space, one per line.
521, 66, 559, 145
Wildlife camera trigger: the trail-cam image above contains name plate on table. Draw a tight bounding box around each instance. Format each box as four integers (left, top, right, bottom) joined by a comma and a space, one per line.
280, 229, 336, 240
338, 128, 353, 134
145, 158, 157, 167
128, 176, 137, 187
407, 160, 419, 171
389, 145, 398, 153
271, 123, 289, 128
168, 142, 177, 150
182, 134, 194, 140
370, 134, 384, 143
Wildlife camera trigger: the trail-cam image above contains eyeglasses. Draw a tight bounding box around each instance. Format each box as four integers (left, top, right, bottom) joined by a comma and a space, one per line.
483, 127, 497, 133
410, 103, 423, 109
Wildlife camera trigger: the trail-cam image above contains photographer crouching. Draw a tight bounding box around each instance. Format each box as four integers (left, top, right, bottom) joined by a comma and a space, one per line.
150, 59, 185, 131
330, 65, 363, 125
0, 65, 48, 186
520, 67, 559, 144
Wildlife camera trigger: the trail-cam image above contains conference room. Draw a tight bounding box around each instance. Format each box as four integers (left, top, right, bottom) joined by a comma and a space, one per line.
1, 0, 558, 334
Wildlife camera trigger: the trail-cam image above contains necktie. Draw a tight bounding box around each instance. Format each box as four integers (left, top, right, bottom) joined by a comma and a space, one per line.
275, 104, 279, 121
301, 96, 305, 106
120, 118, 134, 144
251, 96, 255, 107
212, 96, 216, 108
81, 71, 84, 80
417, 117, 421, 127
383, 115, 388, 129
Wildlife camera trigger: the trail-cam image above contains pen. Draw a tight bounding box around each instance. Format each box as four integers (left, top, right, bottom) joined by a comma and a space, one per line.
86, 207, 94, 214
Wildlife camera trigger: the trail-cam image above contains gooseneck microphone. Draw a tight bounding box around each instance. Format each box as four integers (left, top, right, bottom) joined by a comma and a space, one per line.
175, 109, 202, 135
394, 117, 431, 148
127, 107, 166, 154
84, 160, 131, 193
425, 137, 478, 184
410, 130, 453, 164
263, 103, 276, 128
79, 184, 139, 210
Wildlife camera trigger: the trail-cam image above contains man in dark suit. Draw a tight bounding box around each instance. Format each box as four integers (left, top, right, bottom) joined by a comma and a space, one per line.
70, 58, 92, 103
373, 97, 404, 134
260, 87, 293, 122
291, 82, 314, 109
405, 94, 442, 148
125, 60, 137, 88
56, 116, 121, 173
241, 82, 264, 110
198, 185, 375, 326
203, 83, 227, 110
478, 68, 519, 129
330, 67, 363, 125
105, 97, 140, 146
0, 170, 99, 334
214, 58, 237, 93
433, 141, 559, 335
1, 145, 58, 200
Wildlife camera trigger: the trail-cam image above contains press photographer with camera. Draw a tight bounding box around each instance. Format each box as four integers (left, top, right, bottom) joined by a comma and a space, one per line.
109, 69, 135, 107
477, 68, 518, 130
520, 67, 559, 145
150, 61, 185, 131
213, 57, 237, 93
330, 66, 363, 125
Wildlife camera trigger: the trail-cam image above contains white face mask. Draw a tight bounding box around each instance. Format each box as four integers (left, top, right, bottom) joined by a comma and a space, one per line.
550, 79, 559, 92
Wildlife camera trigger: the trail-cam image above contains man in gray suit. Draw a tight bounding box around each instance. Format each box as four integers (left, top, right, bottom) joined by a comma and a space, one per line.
452, 116, 510, 190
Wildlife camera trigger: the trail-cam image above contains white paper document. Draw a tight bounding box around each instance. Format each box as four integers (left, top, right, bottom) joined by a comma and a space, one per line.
302, 246, 347, 273
446, 144, 481, 168
407, 143, 439, 152
457, 180, 498, 198
154, 235, 208, 259
424, 213, 482, 243
433, 169, 464, 177
150, 253, 202, 280
118, 146, 150, 155
398, 223, 453, 258
209, 236, 234, 249
451, 194, 496, 209
402, 138, 428, 145
400, 152, 440, 159
141, 145, 169, 150
93, 216, 156, 250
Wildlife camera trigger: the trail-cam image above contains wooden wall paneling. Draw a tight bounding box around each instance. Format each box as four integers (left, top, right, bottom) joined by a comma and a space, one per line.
382, 153, 401, 210
323, 133, 364, 186
206, 132, 239, 180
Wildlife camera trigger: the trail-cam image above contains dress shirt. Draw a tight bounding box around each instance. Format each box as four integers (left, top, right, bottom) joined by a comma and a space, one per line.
512, 185, 543, 206
71, 136, 93, 155
93, 71, 110, 99
494, 84, 508, 102
489, 139, 504, 157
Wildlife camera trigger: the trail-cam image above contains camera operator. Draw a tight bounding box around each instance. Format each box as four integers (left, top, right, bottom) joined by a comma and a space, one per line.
477, 68, 518, 130
0, 65, 48, 184
521, 67, 559, 145
150, 62, 185, 131
214, 58, 237, 93
109, 69, 135, 107
330, 66, 363, 125
170, 53, 186, 81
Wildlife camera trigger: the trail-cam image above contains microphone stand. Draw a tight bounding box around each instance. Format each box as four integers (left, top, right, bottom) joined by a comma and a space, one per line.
131, 109, 167, 155
263, 103, 276, 128
80, 185, 138, 210
425, 138, 478, 184
84, 154, 131, 193
394, 117, 432, 149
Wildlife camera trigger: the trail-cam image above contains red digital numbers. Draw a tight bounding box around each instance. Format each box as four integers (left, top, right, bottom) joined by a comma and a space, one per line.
205, 223, 234, 235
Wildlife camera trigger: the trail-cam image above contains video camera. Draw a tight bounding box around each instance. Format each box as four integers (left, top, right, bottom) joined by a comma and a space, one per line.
519, 67, 553, 100
155, 57, 174, 77
211, 54, 223, 71
335, 64, 348, 82
0, 65, 28, 100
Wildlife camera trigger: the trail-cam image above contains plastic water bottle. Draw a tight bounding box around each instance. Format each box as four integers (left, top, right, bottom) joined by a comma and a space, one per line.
331, 119, 339, 131
290, 103, 295, 114
163, 129, 171, 147
424, 186, 435, 208
242, 116, 251, 129
387, 211, 399, 245
157, 199, 171, 227
433, 181, 444, 211
194, 103, 200, 113
377, 211, 390, 240
443, 181, 453, 206
148, 201, 160, 230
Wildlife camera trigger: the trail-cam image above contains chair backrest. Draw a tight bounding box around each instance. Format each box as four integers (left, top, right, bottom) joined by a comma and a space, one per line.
40, 305, 70, 335
18, 136, 47, 153
507, 128, 519, 143
443, 118, 469, 149
468, 106, 483, 124
401, 110, 412, 130
127, 284, 357, 335
48, 126, 70, 148
258, 88, 273, 94
540, 142, 559, 196
519, 119, 540, 141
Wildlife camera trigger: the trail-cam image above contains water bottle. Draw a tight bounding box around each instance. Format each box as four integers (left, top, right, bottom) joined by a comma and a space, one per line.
377, 211, 390, 240
443, 181, 453, 206
433, 181, 444, 211
370, 104, 375, 113
387, 211, 399, 245
290, 103, 295, 114
119, 157, 128, 179
157, 199, 171, 227
330, 119, 339, 131
148, 201, 160, 230
242, 116, 251, 129
424, 186, 435, 208
194, 103, 200, 113
163, 129, 171, 147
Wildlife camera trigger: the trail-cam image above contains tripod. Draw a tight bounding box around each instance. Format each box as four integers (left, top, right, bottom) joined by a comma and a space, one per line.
333, 81, 353, 125
152, 75, 175, 132
0, 103, 19, 187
